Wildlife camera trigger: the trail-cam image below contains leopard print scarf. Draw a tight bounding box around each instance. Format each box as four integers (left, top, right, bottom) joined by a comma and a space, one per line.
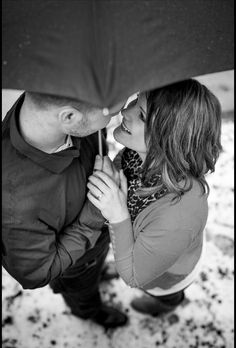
122, 148, 168, 224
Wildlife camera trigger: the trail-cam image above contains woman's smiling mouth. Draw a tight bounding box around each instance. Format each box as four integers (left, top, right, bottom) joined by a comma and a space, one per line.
121, 120, 132, 134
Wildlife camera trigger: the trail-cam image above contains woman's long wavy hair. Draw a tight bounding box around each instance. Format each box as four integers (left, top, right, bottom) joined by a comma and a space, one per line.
139, 79, 222, 200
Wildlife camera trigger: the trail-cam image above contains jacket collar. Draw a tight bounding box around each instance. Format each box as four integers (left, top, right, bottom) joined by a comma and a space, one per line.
10, 93, 81, 173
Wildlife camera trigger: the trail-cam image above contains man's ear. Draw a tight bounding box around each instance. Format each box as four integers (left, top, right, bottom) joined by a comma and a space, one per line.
58, 107, 83, 125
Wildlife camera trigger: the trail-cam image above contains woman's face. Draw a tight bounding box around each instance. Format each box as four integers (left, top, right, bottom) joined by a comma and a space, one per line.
113, 92, 147, 160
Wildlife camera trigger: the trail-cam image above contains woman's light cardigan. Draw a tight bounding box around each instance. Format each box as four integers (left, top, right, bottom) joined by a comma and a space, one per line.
109, 150, 208, 292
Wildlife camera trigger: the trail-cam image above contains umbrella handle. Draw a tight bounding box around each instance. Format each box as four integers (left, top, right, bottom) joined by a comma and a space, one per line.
98, 130, 103, 156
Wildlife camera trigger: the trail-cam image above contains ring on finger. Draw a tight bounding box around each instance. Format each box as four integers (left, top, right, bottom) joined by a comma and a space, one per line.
97, 192, 104, 200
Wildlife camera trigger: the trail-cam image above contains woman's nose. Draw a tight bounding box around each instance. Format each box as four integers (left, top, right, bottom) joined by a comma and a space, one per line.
123, 96, 140, 119
121, 104, 134, 121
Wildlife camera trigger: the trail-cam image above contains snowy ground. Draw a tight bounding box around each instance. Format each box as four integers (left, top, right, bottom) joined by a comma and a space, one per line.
2, 70, 234, 348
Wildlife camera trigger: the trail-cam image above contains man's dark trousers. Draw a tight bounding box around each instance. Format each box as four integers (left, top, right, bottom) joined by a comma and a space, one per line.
50, 229, 110, 318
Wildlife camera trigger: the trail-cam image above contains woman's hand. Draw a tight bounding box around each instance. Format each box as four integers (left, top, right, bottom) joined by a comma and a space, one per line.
93, 155, 120, 186
87, 169, 130, 223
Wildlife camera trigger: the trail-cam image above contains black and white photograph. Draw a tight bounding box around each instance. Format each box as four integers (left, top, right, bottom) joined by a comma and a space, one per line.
2, 1, 234, 348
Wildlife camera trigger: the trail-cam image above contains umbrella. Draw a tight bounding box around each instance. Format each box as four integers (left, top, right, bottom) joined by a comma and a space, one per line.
2, 0, 234, 110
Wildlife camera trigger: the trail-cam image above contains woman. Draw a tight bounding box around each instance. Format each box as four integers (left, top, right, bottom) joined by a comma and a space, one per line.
87, 79, 222, 315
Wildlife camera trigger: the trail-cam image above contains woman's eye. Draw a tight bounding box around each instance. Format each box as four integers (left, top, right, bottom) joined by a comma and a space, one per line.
139, 111, 146, 122
129, 98, 138, 107
123, 98, 138, 112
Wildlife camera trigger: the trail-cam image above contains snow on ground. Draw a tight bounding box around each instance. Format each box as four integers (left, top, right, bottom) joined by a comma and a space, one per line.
2, 71, 234, 348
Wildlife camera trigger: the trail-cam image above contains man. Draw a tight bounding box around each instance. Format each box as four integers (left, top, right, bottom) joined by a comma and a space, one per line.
2, 91, 127, 328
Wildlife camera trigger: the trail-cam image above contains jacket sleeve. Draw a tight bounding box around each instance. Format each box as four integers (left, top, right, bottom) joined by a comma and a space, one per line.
108, 207, 193, 289
2, 200, 105, 290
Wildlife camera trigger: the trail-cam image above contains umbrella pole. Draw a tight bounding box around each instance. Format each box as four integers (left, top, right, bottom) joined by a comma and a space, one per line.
98, 130, 103, 156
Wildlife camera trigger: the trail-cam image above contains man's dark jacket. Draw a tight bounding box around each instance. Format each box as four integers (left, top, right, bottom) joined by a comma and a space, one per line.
2, 94, 107, 289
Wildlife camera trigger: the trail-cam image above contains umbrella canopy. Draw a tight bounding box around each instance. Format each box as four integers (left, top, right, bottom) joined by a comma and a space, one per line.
2, 0, 234, 109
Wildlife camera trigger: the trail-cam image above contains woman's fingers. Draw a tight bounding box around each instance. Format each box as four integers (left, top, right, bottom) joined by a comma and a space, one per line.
102, 157, 120, 185
87, 171, 110, 193
87, 191, 102, 209
102, 156, 114, 177
89, 171, 119, 191
88, 169, 129, 223
94, 155, 114, 176
94, 154, 103, 171
87, 182, 104, 198
93, 155, 120, 187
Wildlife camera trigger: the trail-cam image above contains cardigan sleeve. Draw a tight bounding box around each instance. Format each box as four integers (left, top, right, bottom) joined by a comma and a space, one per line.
109, 204, 193, 289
